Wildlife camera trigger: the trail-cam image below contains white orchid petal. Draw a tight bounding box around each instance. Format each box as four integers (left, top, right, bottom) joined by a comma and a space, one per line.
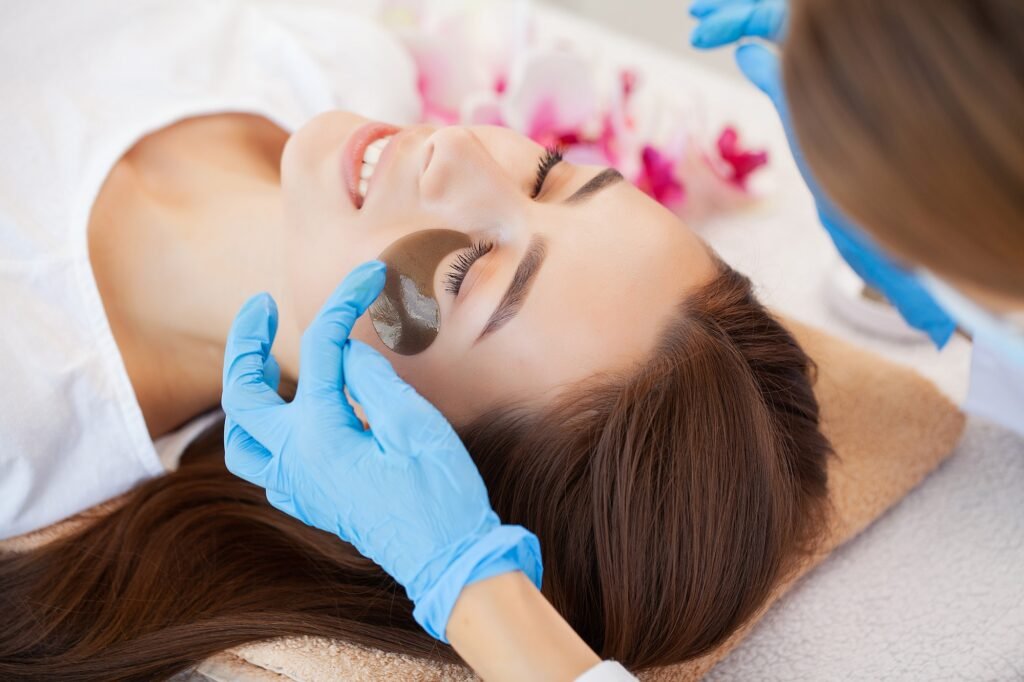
501, 48, 598, 136
399, 33, 483, 119
460, 91, 505, 126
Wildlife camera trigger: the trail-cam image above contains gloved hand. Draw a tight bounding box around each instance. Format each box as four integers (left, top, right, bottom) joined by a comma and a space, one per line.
221, 261, 542, 642
690, 0, 787, 48
689, 0, 956, 347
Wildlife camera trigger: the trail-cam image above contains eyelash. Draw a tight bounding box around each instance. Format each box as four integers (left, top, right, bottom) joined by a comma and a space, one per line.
444, 240, 494, 295
532, 146, 564, 199
444, 148, 562, 296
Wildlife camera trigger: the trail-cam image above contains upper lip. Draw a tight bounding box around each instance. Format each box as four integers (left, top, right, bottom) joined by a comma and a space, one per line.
342, 122, 400, 209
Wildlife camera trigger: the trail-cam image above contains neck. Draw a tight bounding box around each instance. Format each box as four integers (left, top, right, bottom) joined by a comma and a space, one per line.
89, 114, 303, 437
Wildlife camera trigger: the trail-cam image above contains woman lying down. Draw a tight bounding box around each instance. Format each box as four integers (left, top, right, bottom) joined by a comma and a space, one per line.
0, 2, 831, 678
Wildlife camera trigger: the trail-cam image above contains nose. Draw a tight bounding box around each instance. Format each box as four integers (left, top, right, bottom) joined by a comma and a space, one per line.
419, 127, 522, 225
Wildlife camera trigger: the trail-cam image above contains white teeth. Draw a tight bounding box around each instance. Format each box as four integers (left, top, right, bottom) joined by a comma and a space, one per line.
356, 135, 394, 204
364, 141, 385, 164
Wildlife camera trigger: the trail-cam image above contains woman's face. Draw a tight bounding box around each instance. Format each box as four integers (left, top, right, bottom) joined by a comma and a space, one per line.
281, 112, 716, 424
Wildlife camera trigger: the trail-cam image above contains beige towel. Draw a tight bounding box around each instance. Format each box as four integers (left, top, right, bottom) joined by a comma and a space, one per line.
1, 321, 966, 680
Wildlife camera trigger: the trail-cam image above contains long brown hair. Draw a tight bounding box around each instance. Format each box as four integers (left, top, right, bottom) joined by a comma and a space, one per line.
785, 0, 1024, 300
0, 263, 831, 680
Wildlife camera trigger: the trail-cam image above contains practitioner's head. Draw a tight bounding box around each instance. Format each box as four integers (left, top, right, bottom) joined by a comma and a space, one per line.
785, 0, 1024, 311
280, 112, 718, 423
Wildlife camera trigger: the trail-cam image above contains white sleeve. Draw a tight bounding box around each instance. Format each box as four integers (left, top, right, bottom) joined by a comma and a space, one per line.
575, 661, 638, 682
965, 335, 1024, 437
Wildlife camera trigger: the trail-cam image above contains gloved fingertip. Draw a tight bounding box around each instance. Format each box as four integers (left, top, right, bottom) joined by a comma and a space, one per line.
228, 293, 279, 352
734, 41, 761, 66
338, 261, 387, 307
240, 291, 275, 316
351, 259, 387, 279
690, 26, 710, 49
688, 0, 717, 18
735, 43, 780, 95
735, 42, 771, 63
262, 291, 278, 314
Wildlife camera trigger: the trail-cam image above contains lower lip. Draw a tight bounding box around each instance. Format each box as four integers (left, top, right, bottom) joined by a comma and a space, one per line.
342, 121, 400, 209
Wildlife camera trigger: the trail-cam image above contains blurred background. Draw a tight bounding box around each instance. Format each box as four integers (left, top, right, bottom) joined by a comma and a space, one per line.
538, 0, 741, 78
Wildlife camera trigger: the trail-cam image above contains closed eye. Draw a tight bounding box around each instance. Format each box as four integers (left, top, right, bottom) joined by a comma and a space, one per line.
532, 147, 564, 198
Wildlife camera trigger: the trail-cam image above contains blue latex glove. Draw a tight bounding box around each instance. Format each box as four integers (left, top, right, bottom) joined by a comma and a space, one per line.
221, 261, 542, 642
690, 0, 788, 48
689, 1, 956, 347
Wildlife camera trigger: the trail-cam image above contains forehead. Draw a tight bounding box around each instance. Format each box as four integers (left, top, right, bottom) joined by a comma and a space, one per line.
459, 183, 717, 412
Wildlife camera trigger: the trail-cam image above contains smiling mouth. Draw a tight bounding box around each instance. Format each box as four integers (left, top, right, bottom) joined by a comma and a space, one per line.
342, 122, 399, 209
357, 135, 394, 204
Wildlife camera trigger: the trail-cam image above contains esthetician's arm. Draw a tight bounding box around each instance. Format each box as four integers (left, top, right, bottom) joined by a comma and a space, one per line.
448, 571, 601, 681
220, 262, 635, 682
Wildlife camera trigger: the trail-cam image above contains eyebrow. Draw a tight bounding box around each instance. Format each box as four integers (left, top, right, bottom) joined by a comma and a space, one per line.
476, 168, 623, 340
478, 235, 548, 339
564, 167, 624, 204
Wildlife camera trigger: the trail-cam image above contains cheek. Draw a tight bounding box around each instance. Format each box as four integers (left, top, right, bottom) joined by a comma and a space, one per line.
349, 317, 484, 423
367, 342, 453, 411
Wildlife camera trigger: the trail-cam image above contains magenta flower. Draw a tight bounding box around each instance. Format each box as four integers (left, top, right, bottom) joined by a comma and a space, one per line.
636, 145, 686, 208
716, 126, 769, 189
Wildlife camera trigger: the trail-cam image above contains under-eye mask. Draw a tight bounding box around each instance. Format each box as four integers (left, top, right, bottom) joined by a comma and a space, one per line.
369, 229, 472, 355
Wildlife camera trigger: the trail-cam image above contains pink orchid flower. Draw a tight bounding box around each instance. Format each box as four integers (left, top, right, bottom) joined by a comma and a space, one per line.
380, 1, 769, 221
500, 48, 598, 146
383, 1, 529, 125
673, 126, 770, 223
716, 126, 769, 190
636, 145, 686, 209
